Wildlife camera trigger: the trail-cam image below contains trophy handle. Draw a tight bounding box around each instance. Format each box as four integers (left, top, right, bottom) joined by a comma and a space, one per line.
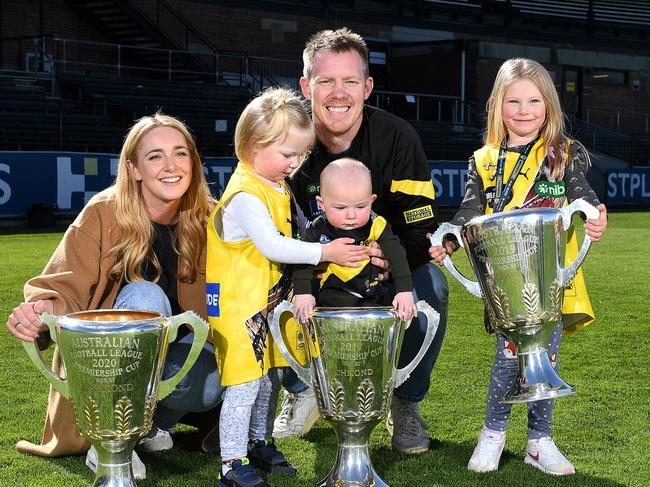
558, 199, 599, 285
268, 300, 312, 384
21, 312, 70, 398
157, 310, 209, 400
430, 222, 482, 297
394, 301, 440, 387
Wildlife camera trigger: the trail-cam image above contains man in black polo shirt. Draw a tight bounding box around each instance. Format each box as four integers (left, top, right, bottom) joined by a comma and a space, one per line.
274, 27, 449, 454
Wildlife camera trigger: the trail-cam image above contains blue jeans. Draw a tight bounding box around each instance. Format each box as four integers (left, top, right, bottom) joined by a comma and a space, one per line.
115, 282, 222, 430
281, 261, 449, 403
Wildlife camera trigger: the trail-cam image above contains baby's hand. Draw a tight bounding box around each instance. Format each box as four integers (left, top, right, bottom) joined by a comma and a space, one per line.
294, 294, 316, 323
392, 291, 417, 325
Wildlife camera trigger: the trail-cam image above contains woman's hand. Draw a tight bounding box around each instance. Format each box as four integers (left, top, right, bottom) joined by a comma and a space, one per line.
6, 300, 53, 341
294, 294, 316, 324
392, 291, 417, 324
321, 238, 368, 267
584, 204, 608, 242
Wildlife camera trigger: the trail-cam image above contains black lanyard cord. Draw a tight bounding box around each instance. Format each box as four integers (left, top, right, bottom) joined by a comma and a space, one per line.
492, 135, 540, 212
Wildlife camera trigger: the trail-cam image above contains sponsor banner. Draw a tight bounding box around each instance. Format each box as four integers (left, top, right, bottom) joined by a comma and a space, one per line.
0, 152, 237, 217
4, 152, 647, 218
429, 161, 469, 207
606, 167, 650, 205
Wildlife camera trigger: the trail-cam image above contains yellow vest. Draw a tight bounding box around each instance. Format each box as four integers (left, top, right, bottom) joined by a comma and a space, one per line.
473, 139, 595, 334
207, 163, 305, 386
320, 215, 387, 286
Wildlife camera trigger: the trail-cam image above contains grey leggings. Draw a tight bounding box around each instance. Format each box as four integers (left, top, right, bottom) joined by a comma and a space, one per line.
484, 323, 563, 440
219, 373, 281, 461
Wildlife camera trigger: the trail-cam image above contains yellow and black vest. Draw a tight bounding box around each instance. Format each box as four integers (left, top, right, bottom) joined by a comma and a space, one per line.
207, 163, 304, 386
473, 138, 595, 334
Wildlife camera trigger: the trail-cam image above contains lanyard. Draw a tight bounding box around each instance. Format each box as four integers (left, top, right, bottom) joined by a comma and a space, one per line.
492, 135, 539, 212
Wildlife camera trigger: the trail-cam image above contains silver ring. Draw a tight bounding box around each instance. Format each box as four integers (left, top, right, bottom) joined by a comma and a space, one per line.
14, 320, 20, 328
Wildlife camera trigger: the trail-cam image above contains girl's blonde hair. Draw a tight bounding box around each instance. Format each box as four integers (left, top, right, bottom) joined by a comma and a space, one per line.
235, 87, 315, 168
108, 113, 214, 284
486, 58, 587, 179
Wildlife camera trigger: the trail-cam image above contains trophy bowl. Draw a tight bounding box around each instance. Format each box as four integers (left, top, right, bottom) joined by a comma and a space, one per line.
22, 309, 209, 487
270, 301, 439, 487
430, 199, 598, 403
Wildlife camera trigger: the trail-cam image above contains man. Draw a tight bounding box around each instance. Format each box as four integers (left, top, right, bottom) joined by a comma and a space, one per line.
275, 27, 449, 454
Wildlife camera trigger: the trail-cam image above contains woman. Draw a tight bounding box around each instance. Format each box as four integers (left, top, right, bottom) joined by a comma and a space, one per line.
6, 113, 222, 479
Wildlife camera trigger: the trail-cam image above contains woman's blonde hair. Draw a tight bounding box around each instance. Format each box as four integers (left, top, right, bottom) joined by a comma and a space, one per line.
108, 113, 214, 284
235, 87, 314, 168
486, 58, 586, 179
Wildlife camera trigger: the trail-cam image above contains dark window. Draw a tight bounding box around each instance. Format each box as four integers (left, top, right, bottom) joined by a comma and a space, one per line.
592, 70, 627, 86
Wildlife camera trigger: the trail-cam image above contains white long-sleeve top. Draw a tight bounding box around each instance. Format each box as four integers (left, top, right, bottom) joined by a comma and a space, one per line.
220, 189, 322, 265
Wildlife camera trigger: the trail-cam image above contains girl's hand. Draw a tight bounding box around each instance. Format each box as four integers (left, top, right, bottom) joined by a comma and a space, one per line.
294, 294, 316, 323
427, 234, 456, 266
321, 238, 368, 267
393, 291, 417, 325
6, 300, 53, 341
584, 204, 608, 242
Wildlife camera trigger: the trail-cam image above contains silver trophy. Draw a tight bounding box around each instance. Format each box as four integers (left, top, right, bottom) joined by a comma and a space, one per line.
270, 301, 439, 487
430, 199, 598, 403
22, 309, 209, 487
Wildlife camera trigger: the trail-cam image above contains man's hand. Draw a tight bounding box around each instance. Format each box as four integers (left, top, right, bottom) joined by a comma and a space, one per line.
368, 241, 390, 281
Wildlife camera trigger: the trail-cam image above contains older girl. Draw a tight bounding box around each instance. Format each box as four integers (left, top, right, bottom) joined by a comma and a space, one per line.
430, 58, 607, 476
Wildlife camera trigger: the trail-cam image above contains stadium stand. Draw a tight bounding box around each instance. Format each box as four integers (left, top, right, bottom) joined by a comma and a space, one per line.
2, 0, 650, 164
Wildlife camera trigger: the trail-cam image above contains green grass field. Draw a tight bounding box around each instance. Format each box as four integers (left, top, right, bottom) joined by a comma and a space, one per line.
1, 212, 649, 486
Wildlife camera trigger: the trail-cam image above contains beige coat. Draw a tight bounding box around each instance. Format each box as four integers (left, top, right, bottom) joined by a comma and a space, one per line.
17, 189, 208, 457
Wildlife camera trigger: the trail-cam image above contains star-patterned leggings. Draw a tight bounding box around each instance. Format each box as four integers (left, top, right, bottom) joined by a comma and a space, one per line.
484, 323, 563, 439
219, 373, 281, 461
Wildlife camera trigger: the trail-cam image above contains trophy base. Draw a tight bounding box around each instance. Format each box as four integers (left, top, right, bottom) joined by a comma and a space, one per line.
318, 420, 389, 487
502, 349, 575, 404
94, 471, 137, 487
318, 444, 388, 487
92, 443, 138, 487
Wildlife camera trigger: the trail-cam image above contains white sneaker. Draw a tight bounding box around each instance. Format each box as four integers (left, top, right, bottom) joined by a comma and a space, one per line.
272, 388, 319, 438
525, 437, 575, 476
85, 445, 146, 480
138, 426, 173, 452
467, 427, 506, 473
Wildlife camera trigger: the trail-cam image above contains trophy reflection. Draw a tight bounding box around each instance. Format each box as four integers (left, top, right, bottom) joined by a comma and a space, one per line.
430, 199, 598, 403
22, 309, 209, 486
270, 301, 439, 487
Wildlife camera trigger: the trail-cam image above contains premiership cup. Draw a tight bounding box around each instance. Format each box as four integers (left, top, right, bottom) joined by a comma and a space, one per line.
430, 199, 598, 403
22, 309, 209, 486
270, 301, 439, 487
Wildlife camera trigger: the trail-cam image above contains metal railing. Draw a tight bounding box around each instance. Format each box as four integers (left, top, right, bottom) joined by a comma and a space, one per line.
19, 37, 303, 93
586, 106, 650, 134
369, 90, 484, 126
568, 116, 632, 161
40, 37, 246, 83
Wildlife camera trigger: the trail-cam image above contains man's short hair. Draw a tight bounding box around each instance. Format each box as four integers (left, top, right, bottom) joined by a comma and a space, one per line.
302, 27, 369, 79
